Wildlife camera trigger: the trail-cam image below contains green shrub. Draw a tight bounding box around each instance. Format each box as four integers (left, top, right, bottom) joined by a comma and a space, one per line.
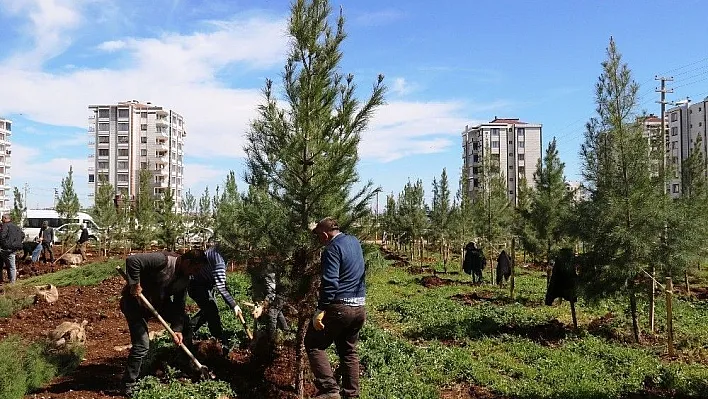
0, 336, 84, 399
0, 292, 33, 318
20, 259, 123, 287
131, 375, 234, 399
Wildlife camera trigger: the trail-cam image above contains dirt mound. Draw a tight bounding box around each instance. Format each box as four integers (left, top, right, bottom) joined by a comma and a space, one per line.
420, 275, 473, 288
451, 291, 497, 304
500, 319, 569, 344
441, 383, 509, 399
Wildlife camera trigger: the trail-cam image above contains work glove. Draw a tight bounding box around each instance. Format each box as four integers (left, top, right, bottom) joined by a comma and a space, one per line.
252, 303, 264, 319
233, 305, 242, 318
312, 309, 325, 331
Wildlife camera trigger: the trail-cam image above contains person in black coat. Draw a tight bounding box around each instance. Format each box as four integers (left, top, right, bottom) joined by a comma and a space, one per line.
463, 242, 485, 283
496, 250, 511, 286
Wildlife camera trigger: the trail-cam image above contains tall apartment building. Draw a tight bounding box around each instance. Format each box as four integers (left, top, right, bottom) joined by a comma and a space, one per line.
666, 99, 708, 197
0, 118, 11, 213
462, 118, 542, 205
88, 101, 185, 210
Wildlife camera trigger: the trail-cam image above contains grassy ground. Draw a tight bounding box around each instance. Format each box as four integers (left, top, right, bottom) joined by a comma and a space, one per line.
357, 252, 708, 398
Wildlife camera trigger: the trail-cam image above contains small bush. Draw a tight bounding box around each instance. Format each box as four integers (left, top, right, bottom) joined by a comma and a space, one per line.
0, 292, 33, 318
131, 375, 234, 399
0, 336, 84, 399
20, 259, 123, 287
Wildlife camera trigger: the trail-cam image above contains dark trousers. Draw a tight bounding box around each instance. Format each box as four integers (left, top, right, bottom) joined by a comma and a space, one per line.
40, 242, 54, 262
257, 296, 290, 341
120, 295, 189, 384
305, 304, 366, 398
188, 283, 225, 344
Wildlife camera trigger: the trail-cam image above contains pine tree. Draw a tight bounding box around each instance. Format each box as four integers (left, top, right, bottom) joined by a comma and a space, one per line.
196, 187, 213, 240
181, 189, 197, 248
56, 166, 81, 244
242, 0, 385, 393
214, 172, 244, 257
397, 180, 427, 260
579, 37, 665, 342
130, 169, 156, 250
10, 187, 24, 227
527, 138, 573, 262
155, 189, 181, 251
515, 176, 541, 261
474, 144, 512, 262
90, 177, 119, 254
429, 169, 452, 270
449, 168, 476, 267
381, 193, 398, 247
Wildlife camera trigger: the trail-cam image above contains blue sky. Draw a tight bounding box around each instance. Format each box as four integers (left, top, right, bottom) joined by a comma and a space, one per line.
2, 0, 708, 209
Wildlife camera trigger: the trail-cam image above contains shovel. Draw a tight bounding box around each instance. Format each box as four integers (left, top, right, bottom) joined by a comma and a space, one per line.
116, 266, 212, 379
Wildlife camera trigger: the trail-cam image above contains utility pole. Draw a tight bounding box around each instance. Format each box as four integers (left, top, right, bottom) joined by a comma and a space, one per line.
652, 75, 673, 334
655, 75, 674, 193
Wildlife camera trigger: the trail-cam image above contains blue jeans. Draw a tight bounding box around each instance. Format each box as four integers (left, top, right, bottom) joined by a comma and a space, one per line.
1, 250, 16, 283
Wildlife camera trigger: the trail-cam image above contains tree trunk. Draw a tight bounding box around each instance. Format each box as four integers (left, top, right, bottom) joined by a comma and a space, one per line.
629, 290, 640, 343
685, 270, 691, 296
510, 237, 516, 299
294, 316, 307, 398
570, 301, 578, 329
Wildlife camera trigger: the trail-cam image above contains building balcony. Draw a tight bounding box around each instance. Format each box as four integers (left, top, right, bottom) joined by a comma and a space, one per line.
155, 156, 169, 164
156, 119, 169, 127
154, 168, 168, 175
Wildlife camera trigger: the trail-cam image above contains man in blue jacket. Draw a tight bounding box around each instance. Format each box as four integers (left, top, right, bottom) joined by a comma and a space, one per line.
305, 217, 366, 399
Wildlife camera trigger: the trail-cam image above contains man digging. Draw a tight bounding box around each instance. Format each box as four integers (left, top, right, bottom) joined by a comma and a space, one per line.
119, 249, 208, 396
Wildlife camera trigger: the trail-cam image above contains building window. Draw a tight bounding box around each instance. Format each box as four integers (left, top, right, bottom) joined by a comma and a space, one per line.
98, 122, 109, 131
140, 149, 147, 156
141, 137, 147, 143
509, 152, 514, 157
518, 141, 525, 148
509, 190, 514, 194
509, 165, 514, 169
117, 122, 129, 131
98, 149, 109, 156
118, 136, 129, 144
5, 122, 10, 132
491, 128, 500, 137
673, 184, 679, 193
117, 174, 129, 182
117, 161, 128, 169
509, 177, 514, 182
98, 161, 109, 169
88, 174, 95, 183
517, 128, 525, 137
98, 136, 109, 143
671, 112, 677, 122
671, 127, 678, 136
518, 154, 525, 161
98, 109, 109, 118
518, 166, 525, 175
140, 162, 147, 169
141, 124, 148, 131
117, 149, 129, 156
491, 141, 500, 148
98, 173, 109, 182
118, 109, 129, 118
509, 140, 513, 145
141, 112, 148, 118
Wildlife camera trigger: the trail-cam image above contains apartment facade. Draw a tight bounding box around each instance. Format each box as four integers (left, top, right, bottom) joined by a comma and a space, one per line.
88, 101, 185, 210
462, 118, 542, 205
665, 99, 708, 197
0, 118, 11, 213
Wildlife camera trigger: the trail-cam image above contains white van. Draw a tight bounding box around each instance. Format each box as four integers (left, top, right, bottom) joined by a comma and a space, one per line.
22, 209, 101, 243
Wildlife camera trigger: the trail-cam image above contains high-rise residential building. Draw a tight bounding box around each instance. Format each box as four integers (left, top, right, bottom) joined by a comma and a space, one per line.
0, 118, 11, 213
665, 98, 707, 197
88, 101, 185, 210
462, 117, 542, 205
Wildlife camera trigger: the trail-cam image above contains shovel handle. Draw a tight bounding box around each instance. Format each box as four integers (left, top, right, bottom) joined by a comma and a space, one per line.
116, 266, 206, 371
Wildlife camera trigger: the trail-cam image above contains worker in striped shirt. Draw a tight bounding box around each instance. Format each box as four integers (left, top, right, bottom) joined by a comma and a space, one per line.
188, 245, 242, 350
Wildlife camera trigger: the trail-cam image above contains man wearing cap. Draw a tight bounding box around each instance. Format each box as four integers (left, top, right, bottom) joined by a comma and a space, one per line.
305, 217, 366, 399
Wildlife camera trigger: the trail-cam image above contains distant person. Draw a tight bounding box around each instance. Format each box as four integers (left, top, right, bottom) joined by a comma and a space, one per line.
39, 221, 55, 263
77, 223, 90, 262
463, 242, 485, 284
496, 249, 511, 286
250, 260, 290, 344
119, 249, 208, 396
0, 214, 23, 283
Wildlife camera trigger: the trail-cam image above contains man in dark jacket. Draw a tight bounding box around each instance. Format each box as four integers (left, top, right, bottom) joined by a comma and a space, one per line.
305, 217, 366, 399
496, 250, 511, 286
39, 221, 54, 263
77, 223, 90, 262
0, 214, 18, 283
120, 249, 208, 395
463, 242, 485, 284
188, 245, 242, 351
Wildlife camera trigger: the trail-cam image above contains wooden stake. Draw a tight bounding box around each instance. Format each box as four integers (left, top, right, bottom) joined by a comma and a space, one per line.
510, 237, 516, 299
649, 265, 655, 333
685, 270, 690, 296
570, 301, 578, 329
666, 277, 675, 357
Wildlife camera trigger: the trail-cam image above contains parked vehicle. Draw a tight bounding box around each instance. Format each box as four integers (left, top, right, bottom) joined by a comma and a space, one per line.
22, 209, 102, 244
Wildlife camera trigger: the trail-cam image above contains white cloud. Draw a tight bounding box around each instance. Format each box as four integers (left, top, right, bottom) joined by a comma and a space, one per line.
97, 40, 126, 52
182, 162, 233, 194
390, 77, 415, 96
2, 0, 87, 67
